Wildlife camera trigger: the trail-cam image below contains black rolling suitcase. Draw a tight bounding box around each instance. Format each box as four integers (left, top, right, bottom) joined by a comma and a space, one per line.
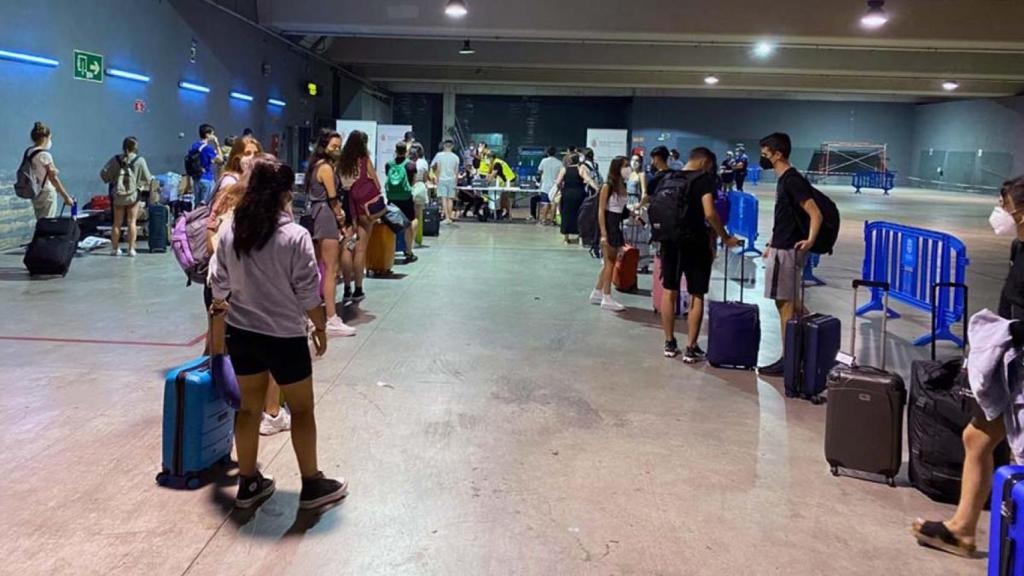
24, 207, 80, 276
422, 204, 441, 237
784, 264, 842, 404
148, 204, 170, 253
825, 280, 906, 486
908, 282, 1009, 503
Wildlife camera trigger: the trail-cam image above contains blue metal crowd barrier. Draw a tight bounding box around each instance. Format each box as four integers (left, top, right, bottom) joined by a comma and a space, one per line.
726, 191, 762, 256
858, 221, 970, 347
803, 253, 825, 286
853, 171, 896, 195
746, 165, 762, 186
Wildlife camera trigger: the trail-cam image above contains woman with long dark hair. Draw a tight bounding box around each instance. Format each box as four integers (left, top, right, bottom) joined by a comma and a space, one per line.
553, 153, 597, 244
338, 130, 381, 301
209, 155, 348, 510
305, 131, 357, 337
589, 156, 630, 312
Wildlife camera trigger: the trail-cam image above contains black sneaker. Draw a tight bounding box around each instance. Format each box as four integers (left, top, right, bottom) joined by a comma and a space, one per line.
758, 358, 785, 377
664, 339, 680, 358
405, 253, 418, 264
683, 345, 706, 364
343, 285, 352, 301
299, 472, 349, 510
351, 287, 365, 302
235, 473, 275, 509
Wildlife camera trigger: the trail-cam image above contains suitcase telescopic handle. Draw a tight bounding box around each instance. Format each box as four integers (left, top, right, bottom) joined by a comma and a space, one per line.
850, 279, 891, 369
931, 282, 969, 361
722, 239, 746, 303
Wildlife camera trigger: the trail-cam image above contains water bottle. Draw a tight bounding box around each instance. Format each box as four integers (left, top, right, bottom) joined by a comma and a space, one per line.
70, 201, 79, 218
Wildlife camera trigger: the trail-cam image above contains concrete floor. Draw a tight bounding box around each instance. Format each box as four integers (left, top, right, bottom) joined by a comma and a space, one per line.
0, 184, 1005, 575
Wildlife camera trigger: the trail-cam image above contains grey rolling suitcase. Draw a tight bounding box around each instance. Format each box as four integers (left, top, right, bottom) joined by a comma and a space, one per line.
825, 280, 906, 487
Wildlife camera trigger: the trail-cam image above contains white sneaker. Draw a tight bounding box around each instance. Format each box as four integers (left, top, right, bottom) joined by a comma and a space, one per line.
326, 316, 357, 337
260, 408, 291, 436
601, 297, 626, 312
127, 249, 137, 258
111, 249, 123, 257
589, 290, 603, 305
307, 318, 316, 334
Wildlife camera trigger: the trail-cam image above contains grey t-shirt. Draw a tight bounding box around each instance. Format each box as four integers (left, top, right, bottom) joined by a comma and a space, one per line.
537, 156, 563, 194
431, 150, 461, 181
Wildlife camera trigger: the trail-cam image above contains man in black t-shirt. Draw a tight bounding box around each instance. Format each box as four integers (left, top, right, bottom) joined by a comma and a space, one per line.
656, 147, 739, 361
757, 133, 823, 376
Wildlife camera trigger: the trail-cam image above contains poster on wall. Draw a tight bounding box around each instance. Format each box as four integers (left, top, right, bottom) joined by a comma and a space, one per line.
586, 129, 629, 174
336, 120, 378, 163
375, 125, 413, 184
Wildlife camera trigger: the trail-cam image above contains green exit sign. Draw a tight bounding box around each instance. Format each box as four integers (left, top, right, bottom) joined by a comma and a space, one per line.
73, 50, 103, 83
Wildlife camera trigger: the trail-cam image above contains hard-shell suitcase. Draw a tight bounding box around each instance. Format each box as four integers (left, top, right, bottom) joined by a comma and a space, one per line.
652, 251, 688, 317
623, 218, 652, 273
707, 241, 760, 370
366, 223, 396, 276
422, 204, 441, 237
148, 204, 170, 253
784, 265, 841, 403
825, 280, 906, 486
614, 246, 640, 293
908, 283, 1010, 503
24, 209, 80, 276
156, 357, 234, 489
990, 466, 1024, 576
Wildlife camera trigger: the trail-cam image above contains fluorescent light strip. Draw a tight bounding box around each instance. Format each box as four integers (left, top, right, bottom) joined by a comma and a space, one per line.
178, 81, 210, 94
267, 98, 286, 107
230, 91, 254, 102
0, 49, 59, 67
107, 68, 150, 83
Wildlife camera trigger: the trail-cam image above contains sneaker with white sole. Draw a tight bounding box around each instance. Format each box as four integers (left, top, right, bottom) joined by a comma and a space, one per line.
235, 473, 275, 509
259, 408, 291, 436
299, 472, 348, 509
326, 316, 357, 337
111, 249, 123, 257
589, 290, 603, 305
601, 297, 625, 312
127, 249, 137, 258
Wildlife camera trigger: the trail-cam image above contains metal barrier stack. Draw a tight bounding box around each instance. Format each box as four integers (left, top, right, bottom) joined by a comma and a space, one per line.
858, 221, 970, 347
852, 171, 896, 195
727, 191, 762, 256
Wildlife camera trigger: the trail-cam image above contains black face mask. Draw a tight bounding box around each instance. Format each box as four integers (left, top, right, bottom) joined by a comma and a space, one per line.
759, 156, 774, 170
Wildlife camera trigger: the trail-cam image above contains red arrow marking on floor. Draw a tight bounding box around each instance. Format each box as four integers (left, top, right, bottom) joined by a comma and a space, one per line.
0, 333, 207, 348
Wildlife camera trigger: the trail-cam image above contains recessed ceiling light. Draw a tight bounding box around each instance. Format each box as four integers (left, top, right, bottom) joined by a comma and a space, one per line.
753, 42, 775, 58
942, 80, 960, 92
459, 39, 475, 55
704, 75, 720, 85
445, 0, 468, 18
860, 0, 888, 29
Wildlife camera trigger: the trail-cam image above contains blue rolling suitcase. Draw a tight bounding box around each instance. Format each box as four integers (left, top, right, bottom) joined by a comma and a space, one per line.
991, 466, 1024, 575
784, 262, 841, 403
707, 242, 761, 370
156, 357, 234, 489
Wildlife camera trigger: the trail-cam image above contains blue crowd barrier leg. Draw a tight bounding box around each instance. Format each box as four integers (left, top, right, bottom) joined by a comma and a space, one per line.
912, 327, 964, 348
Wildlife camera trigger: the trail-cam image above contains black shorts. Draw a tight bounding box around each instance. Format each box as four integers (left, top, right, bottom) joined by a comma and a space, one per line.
604, 211, 625, 248
225, 324, 312, 386
659, 237, 713, 295
392, 198, 416, 221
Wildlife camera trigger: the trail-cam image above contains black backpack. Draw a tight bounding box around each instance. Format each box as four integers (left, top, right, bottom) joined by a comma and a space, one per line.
795, 174, 840, 255
648, 170, 695, 243
183, 145, 206, 179
577, 193, 601, 247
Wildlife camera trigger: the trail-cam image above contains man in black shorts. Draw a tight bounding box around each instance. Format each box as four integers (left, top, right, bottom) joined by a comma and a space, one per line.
654, 147, 739, 361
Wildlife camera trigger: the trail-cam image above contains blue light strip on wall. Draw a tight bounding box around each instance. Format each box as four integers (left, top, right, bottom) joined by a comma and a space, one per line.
107, 68, 150, 83
230, 91, 254, 102
0, 49, 59, 67
268, 98, 287, 107
179, 81, 210, 94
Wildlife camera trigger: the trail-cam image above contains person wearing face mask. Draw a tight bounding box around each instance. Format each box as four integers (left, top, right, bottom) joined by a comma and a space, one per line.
626, 154, 647, 207
533, 146, 562, 225
720, 150, 736, 192
655, 148, 739, 360
24, 122, 75, 220
733, 145, 750, 192
911, 175, 1024, 558
100, 136, 155, 257
588, 157, 632, 312
756, 133, 823, 377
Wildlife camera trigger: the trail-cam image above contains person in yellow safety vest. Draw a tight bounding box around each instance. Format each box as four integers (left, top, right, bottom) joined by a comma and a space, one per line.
476, 143, 492, 177
486, 152, 518, 220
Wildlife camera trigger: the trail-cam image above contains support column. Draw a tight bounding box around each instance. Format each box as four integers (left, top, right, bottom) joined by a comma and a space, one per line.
442, 86, 457, 142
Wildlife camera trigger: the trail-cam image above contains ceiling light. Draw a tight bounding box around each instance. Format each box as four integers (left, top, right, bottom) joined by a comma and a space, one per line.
268, 98, 287, 107
860, 0, 888, 29
107, 68, 150, 83
0, 48, 59, 67
753, 42, 775, 59
459, 39, 475, 55
942, 80, 960, 92
230, 91, 254, 102
445, 0, 468, 18
178, 81, 210, 94
704, 75, 719, 85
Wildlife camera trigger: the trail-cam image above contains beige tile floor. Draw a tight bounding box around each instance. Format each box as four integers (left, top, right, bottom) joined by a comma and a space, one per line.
0, 184, 1006, 575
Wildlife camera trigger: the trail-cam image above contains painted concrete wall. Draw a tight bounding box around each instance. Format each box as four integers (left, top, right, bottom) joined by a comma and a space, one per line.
0, 0, 339, 249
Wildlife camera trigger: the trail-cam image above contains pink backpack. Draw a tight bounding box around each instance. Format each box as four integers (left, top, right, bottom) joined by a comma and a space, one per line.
171, 204, 212, 286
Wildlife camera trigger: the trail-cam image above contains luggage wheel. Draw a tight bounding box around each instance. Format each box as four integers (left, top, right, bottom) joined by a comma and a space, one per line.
830, 466, 839, 477
156, 470, 169, 486
186, 475, 201, 490
886, 476, 896, 488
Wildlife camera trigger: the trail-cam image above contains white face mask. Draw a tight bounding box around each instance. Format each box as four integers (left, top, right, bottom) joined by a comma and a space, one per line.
43, 138, 53, 150
621, 167, 633, 180
240, 155, 256, 173
990, 206, 1020, 236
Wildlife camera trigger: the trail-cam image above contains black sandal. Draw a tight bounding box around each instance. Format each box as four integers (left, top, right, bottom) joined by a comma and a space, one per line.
911, 519, 976, 558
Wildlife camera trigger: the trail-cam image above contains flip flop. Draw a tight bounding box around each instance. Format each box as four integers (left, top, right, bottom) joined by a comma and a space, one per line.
911, 519, 976, 558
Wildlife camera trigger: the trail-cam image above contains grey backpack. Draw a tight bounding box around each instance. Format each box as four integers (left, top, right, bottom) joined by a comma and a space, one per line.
14, 148, 45, 200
